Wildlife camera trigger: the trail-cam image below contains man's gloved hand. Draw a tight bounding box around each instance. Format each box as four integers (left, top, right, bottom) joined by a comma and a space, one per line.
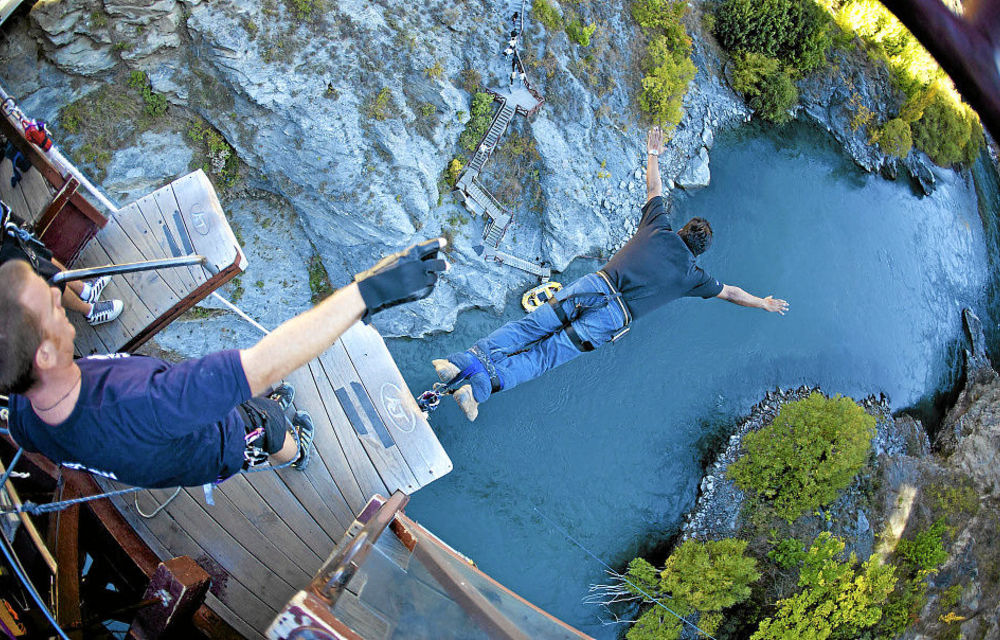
354, 237, 448, 322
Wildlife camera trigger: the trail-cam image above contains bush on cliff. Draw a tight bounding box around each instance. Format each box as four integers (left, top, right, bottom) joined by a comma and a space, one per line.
730, 52, 798, 123
910, 92, 982, 166
632, 0, 696, 135
874, 117, 913, 158
624, 539, 760, 639
714, 0, 831, 75
458, 92, 495, 152
729, 392, 875, 522
752, 533, 897, 639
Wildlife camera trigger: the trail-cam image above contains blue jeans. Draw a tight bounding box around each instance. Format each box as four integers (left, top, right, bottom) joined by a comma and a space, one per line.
449, 273, 628, 402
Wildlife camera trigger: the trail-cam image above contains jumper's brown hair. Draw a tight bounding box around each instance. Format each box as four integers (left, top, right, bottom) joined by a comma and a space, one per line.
0, 260, 44, 395
678, 217, 713, 256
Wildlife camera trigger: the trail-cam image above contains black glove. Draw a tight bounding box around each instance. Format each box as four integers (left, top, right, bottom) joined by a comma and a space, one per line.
354, 238, 448, 322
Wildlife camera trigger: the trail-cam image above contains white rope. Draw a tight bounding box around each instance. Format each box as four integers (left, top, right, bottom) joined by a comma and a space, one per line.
134, 487, 182, 519
212, 292, 271, 335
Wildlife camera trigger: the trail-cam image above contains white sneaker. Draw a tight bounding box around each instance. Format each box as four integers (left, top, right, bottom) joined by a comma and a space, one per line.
87, 300, 123, 326
80, 276, 111, 304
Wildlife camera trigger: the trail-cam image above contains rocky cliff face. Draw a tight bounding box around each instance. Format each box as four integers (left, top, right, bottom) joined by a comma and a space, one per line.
0, 0, 932, 347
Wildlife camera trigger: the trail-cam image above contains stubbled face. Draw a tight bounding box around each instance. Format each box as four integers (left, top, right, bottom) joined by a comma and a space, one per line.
18, 270, 76, 363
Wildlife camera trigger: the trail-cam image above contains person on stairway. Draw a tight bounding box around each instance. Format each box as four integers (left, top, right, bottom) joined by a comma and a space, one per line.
1, 202, 123, 326
0, 238, 448, 488
433, 127, 789, 421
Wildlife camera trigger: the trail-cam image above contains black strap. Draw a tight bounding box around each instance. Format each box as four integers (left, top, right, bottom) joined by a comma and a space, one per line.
547, 297, 595, 352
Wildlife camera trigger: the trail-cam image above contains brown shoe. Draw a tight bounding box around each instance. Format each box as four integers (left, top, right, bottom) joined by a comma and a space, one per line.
433, 358, 460, 382
454, 384, 479, 421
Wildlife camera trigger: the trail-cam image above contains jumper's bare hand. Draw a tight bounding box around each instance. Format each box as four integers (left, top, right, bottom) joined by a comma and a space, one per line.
647, 126, 665, 156
762, 296, 789, 315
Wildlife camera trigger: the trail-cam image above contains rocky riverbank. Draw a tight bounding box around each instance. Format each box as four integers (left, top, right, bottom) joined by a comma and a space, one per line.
678, 309, 1000, 638
0, 0, 949, 349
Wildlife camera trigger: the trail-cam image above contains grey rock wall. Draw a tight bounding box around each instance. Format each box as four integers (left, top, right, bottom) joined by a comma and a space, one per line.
1, 0, 929, 346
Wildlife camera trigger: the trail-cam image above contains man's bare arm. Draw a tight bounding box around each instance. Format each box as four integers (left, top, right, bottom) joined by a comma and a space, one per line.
241, 283, 366, 396
241, 238, 447, 396
646, 126, 664, 202
717, 284, 789, 315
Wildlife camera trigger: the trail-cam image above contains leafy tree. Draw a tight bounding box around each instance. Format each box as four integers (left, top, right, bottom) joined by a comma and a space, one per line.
729, 392, 875, 522
875, 117, 912, 157
731, 52, 798, 123
714, 0, 831, 74
458, 92, 495, 152
896, 517, 949, 575
753, 533, 897, 640
532, 0, 562, 31
631, 0, 696, 136
625, 540, 760, 640
910, 93, 982, 166
565, 20, 598, 47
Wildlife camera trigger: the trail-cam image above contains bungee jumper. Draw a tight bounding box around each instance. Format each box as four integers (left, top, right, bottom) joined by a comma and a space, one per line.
0, 238, 447, 490
425, 127, 789, 421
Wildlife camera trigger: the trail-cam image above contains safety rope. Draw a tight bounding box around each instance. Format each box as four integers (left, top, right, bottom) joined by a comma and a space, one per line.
532, 505, 719, 640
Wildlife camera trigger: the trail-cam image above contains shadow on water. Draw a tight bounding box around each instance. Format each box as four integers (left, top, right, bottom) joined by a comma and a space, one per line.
385, 120, 998, 638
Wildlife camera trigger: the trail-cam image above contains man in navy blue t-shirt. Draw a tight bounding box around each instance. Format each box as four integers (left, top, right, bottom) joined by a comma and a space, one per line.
0, 239, 447, 488
434, 127, 789, 420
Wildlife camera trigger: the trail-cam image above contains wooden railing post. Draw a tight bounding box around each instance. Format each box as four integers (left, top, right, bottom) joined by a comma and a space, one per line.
127, 556, 210, 640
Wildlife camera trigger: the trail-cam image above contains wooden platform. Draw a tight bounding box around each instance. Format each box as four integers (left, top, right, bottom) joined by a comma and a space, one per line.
67, 170, 247, 355
96, 322, 452, 639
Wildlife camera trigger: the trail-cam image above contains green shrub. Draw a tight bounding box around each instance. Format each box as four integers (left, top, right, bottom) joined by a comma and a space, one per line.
875, 117, 912, 157
565, 20, 597, 46
753, 533, 897, 639
188, 119, 240, 188
446, 157, 465, 186
367, 87, 394, 121
632, 0, 696, 136
424, 60, 445, 80
714, 0, 831, 74
910, 92, 982, 166
533, 0, 562, 31
729, 392, 875, 522
896, 518, 949, 575
625, 539, 760, 640
127, 70, 168, 117
458, 92, 495, 152
730, 52, 797, 123
768, 536, 807, 569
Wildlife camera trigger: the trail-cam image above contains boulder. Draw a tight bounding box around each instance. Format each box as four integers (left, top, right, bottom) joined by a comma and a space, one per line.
676, 146, 711, 189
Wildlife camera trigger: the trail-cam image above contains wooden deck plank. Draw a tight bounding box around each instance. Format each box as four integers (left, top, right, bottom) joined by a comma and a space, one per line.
204, 593, 267, 640
71, 312, 112, 357
317, 345, 420, 495
170, 170, 245, 274
185, 481, 315, 587
148, 184, 212, 286
95, 216, 185, 321
114, 200, 197, 298
100, 484, 277, 635
69, 240, 153, 353
0, 160, 31, 221
284, 364, 372, 513
133, 190, 203, 292
235, 468, 339, 560
299, 359, 391, 501
150, 487, 298, 610
19, 167, 52, 224
253, 461, 350, 547
339, 323, 452, 488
